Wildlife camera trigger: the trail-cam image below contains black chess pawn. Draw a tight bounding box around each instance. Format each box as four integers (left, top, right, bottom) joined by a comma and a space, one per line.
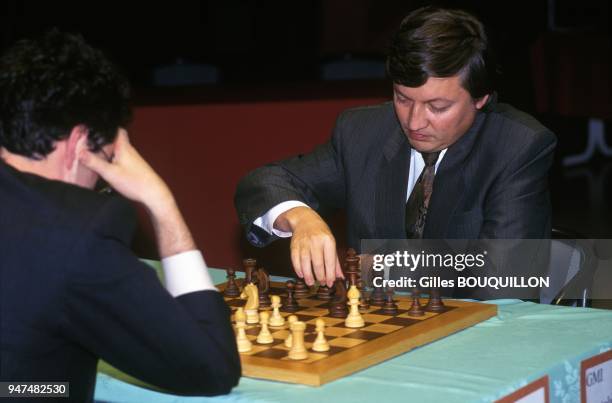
425, 288, 445, 312
358, 279, 369, 312
317, 284, 334, 300
368, 270, 386, 306
256, 267, 272, 309
223, 268, 241, 297
243, 258, 257, 284
282, 280, 300, 312
294, 278, 310, 299
345, 248, 360, 288
408, 289, 425, 317
328, 279, 348, 318
258, 293, 271, 309
381, 289, 398, 315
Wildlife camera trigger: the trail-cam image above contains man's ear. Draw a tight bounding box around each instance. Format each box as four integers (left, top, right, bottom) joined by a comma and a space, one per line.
64, 125, 89, 171
474, 94, 490, 110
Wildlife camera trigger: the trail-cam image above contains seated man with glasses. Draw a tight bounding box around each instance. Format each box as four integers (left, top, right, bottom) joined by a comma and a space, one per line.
0, 30, 240, 402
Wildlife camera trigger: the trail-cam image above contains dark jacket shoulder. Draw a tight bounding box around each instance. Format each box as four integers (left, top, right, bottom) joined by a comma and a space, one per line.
0, 161, 136, 245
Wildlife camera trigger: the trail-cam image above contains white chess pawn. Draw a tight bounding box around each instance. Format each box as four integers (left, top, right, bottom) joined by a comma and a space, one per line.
256, 311, 274, 344
268, 295, 285, 327
288, 321, 308, 360
345, 285, 365, 328
284, 315, 298, 348
312, 318, 330, 352
234, 307, 252, 353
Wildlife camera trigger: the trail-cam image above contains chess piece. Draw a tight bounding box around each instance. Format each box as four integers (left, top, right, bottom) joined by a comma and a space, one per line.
345, 248, 360, 288
269, 295, 285, 327
345, 285, 365, 328
425, 288, 445, 312
256, 268, 271, 309
408, 289, 424, 317
284, 315, 298, 348
358, 278, 369, 312
234, 307, 252, 353
288, 321, 308, 360
369, 267, 386, 306
282, 280, 300, 312
317, 284, 334, 300
381, 289, 398, 315
329, 279, 348, 318
256, 311, 274, 344
224, 268, 241, 297
312, 318, 330, 352
294, 278, 310, 299
240, 283, 260, 324
243, 258, 257, 284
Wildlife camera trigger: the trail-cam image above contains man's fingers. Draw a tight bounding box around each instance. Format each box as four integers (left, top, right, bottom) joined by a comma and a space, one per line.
335, 257, 344, 279
290, 245, 303, 279
323, 240, 338, 287
300, 250, 315, 286
79, 149, 112, 177
310, 244, 326, 286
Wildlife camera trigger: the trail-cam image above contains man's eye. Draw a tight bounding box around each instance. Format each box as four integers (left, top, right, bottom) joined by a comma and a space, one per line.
396, 96, 410, 104
430, 105, 449, 114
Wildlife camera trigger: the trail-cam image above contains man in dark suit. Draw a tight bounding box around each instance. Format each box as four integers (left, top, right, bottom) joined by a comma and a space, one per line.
235, 7, 556, 289
0, 31, 240, 402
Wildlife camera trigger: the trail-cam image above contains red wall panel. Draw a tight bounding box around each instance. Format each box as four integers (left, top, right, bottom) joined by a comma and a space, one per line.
128, 97, 387, 271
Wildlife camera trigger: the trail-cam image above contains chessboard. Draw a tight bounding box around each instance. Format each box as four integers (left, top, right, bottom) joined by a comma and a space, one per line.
219, 280, 497, 386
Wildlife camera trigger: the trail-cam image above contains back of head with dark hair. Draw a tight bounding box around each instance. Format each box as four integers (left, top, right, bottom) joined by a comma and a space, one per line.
0, 30, 132, 159
386, 7, 497, 99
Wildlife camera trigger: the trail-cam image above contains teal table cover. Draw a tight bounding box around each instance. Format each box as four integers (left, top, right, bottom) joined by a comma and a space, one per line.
94, 266, 612, 403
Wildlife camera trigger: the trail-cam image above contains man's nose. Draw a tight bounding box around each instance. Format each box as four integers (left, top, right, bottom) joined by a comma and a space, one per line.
408, 104, 428, 131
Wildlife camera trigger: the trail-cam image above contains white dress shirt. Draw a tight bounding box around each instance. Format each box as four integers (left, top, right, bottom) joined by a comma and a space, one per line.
161, 250, 217, 297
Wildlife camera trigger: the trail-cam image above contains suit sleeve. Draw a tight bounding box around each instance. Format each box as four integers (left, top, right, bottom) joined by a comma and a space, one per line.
60, 197, 241, 396
234, 113, 348, 247
480, 129, 557, 238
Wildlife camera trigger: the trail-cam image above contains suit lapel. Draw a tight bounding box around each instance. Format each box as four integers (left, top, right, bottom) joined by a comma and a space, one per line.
425, 112, 486, 238
374, 125, 411, 239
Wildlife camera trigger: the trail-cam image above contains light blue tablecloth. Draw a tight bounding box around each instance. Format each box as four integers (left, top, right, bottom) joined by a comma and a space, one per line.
94, 267, 612, 403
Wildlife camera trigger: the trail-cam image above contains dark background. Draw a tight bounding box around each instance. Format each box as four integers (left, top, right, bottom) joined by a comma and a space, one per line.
1, 0, 610, 236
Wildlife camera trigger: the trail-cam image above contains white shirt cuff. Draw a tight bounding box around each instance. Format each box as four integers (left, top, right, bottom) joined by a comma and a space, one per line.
253, 200, 309, 237
161, 250, 217, 297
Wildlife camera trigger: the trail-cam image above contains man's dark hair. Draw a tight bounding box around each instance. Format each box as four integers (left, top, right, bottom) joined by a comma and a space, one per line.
0, 30, 131, 159
386, 7, 497, 99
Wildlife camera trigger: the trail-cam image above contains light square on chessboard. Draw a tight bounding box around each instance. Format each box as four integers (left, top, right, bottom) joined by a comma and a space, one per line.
328, 337, 368, 348
304, 317, 344, 327
296, 307, 329, 316
360, 313, 391, 323
396, 300, 413, 309
293, 298, 323, 308
238, 344, 269, 356
397, 311, 437, 320
316, 326, 355, 337
270, 329, 290, 339
362, 323, 404, 333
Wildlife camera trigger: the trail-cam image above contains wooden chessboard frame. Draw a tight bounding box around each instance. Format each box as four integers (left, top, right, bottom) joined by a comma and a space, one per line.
220, 281, 497, 386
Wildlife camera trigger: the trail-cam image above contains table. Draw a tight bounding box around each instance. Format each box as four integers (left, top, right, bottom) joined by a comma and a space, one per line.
94, 267, 612, 403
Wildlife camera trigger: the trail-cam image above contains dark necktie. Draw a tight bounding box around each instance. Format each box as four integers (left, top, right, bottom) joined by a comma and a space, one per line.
405, 151, 441, 238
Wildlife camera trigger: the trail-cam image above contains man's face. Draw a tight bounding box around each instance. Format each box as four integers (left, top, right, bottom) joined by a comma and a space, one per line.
393, 76, 489, 153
